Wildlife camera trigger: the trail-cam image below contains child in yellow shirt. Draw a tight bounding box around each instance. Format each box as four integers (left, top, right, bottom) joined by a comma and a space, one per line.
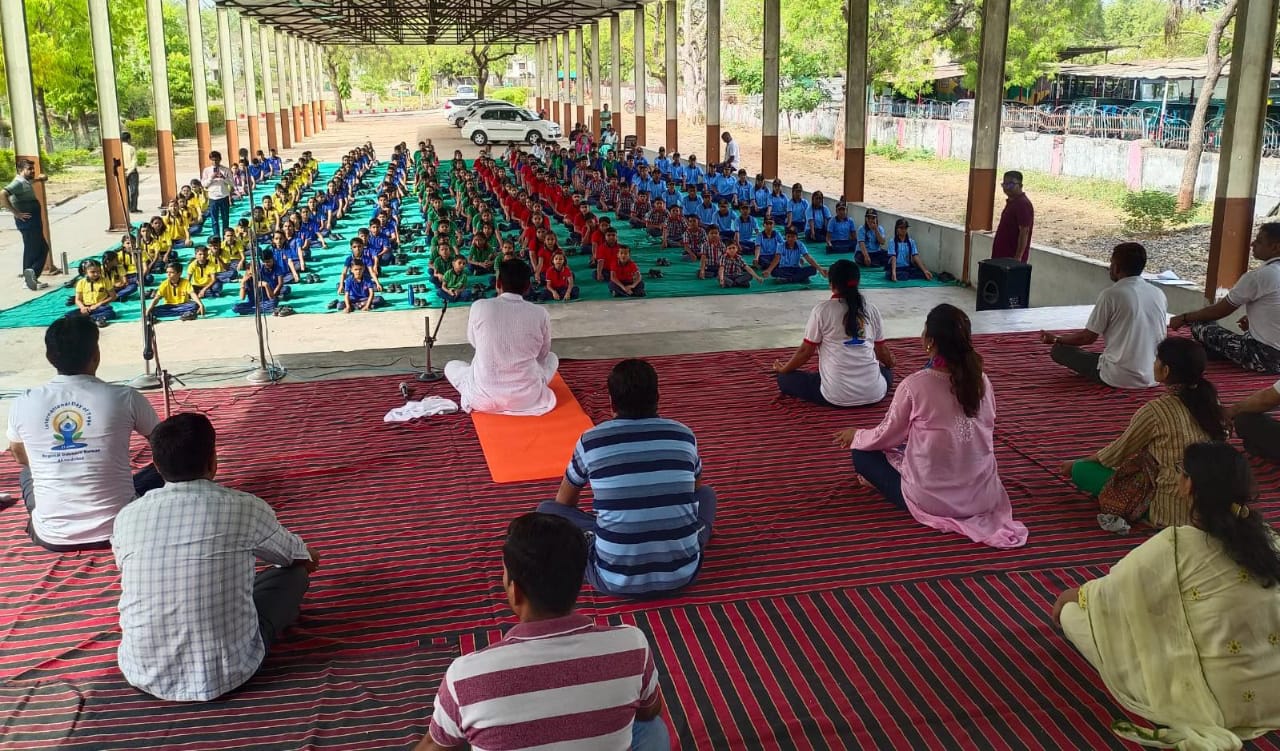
71, 260, 118, 326
139, 224, 174, 272
186, 246, 225, 298
147, 261, 204, 320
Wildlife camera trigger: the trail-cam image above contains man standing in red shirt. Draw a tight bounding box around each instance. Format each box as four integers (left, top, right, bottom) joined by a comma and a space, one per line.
991, 171, 1034, 263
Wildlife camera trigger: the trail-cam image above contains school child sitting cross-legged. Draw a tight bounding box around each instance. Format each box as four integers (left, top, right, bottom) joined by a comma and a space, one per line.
719, 242, 763, 288
71, 260, 118, 327
233, 249, 291, 315
440, 256, 474, 303
186, 246, 225, 298
147, 261, 205, 321
340, 260, 386, 312
608, 247, 646, 298
886, 218, 934, 283
763, 227, 828, 284
541, 250, 579, 302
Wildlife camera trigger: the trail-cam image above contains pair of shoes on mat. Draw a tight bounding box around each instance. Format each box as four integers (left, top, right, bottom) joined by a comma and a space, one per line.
326, 299, 340, 310
647, 269, 664, 279
655, 257, 672, 267
273, 305, 296, 317
179, 311, 198, 322
1097, 514, 1131, 535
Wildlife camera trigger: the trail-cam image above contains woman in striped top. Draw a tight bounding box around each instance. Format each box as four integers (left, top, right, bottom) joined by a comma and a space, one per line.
1062, 337, 1228, 529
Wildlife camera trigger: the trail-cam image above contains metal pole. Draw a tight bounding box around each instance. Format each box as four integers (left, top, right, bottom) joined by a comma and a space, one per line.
88, 0, 128, 230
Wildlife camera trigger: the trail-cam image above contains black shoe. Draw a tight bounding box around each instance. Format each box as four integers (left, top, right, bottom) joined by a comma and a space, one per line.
22, 268, 37, 291
327, 299, 339, 309
179, 311, 198, 321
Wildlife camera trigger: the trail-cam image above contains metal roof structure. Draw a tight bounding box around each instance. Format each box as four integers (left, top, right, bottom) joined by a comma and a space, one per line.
218, 0, 642, 46
1057, 57, 1280, 81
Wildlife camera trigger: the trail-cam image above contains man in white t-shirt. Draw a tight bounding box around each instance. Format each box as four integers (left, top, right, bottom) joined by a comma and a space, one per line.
444, 260, 559, 416
200, 150, 234, 237
1171, 223, 1280, 374
1229, 380, 1280, 462
1041, 242, 1167, 388
5, 315, 162, 552
720, 131, 740, 173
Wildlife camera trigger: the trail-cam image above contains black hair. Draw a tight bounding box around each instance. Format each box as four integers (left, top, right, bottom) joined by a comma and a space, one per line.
925, 304, 985, 418
828, 260, 867, 339
260, 248, 275, 263
502, 513, 587, 616
1259, 222, 1280, 244
1156, 337, 1227, 441
16, 157, 34, 171
165, 261, 182, 273
45, 315, 100, 375
209, 151, 222, 160
608, 358, 660, 418
1112, 242, 1147, 277
150, 413, 217, 483
1003, 170, 1023, 183
121, 132, 132, 143
497, 258, 533, 294
1184, 442, 1280, 587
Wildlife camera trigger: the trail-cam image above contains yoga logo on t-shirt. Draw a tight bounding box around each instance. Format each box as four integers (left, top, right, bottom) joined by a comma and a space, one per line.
48, 405, 90, 451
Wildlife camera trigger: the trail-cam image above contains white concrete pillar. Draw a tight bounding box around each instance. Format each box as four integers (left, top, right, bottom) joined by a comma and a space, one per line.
260, 25, 279, 151
575, 26, 585, 127
215, 7, 240, 160
1, 0, 54, 266
290, 34, 306, 140
276, 27, 293, 148
610, 15, 622, 134
240, 16, 260, 156
186, 0, 212, 170
591, 21, 602, 139
88, 0, 128, 230
146, 0, 176, 204
961, 0, 1010, 281
843, 0, 869, 203
706, 0, 721, 165
762, 0, 780, 179
634, 7, 647, 146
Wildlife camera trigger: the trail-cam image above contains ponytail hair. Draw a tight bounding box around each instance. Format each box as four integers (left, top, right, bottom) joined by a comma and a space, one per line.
827, 259, 867, 339
1185, 442, 1280, 587
1156, 338, 1227, 441
925, 304, 985, 417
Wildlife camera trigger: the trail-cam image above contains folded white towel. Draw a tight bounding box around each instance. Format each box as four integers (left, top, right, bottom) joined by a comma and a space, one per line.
384, 396, 460, 422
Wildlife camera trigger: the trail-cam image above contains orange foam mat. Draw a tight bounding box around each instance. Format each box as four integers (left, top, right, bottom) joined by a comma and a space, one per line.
470, 374, 596, 483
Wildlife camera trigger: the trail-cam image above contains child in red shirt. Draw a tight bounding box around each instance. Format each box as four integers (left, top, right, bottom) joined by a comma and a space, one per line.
541, 251, 580, 301
608, 247, 646, 298
593, 228, 622, 281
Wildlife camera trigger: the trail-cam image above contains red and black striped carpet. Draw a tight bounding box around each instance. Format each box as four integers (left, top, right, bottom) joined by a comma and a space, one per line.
2, 334, 1279, 750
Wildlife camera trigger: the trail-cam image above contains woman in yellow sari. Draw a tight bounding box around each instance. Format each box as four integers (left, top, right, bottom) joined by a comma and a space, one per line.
1056, 442, 1280, 750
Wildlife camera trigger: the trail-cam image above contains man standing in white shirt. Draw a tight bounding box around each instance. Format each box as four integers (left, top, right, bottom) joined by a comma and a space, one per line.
5, 315, 163, 552
112, 412, 319, 701
200, 150, 234, 237
445, 260, 560, 415
721, 131, 740, 173
1171, 223, 1280, 374
121, 131, 140, 214
1041, 242, 1167, 388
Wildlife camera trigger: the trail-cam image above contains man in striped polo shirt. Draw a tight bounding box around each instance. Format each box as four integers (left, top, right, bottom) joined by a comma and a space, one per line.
539, 358, 717, 596
417, 513, 670, 751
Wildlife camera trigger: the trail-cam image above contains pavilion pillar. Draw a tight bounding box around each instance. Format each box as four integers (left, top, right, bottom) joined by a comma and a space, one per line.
216, 7, 240, 160
564, 33, 573, 129
146, 0, 177, 205
591, 22, 601, 140
1207, 0, 1280, 294
299, 36, 313, 138
276, 28, 293, 149
543, 40, 552, 123
843, 0, 869, 203
311, 43, 322, 132
1, 0, 54, 267
556, 34, 565, 127
186, 0, 212, 171
576, 27, 586, 127
88, 0, 128, 231
534, 41, 541, 116
610, 16, 623, 133
291, 35, 305, 142
961, 0, 1010, 283
318, 44, 328, 129
705, 0, 721, 165
260, 25, 279, 152
240, 16, 261, 157
663, 0, 677, 152
634, 8, 647, 146
761, 0, 780, 179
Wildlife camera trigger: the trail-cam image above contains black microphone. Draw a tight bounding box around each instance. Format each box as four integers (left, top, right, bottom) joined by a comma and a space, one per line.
399, 382, 411, 401
142, 320, 154, 361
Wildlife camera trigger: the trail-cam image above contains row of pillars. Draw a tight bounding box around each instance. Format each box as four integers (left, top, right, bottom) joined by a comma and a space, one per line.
0, 0, 330, 236
530, 0, 1277, 294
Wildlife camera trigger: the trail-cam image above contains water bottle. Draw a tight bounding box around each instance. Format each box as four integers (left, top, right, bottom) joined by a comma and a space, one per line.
407, 283, 415, 307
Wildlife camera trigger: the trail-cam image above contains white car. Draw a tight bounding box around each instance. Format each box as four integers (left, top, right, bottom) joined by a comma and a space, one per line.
448, 99, 516, 127
456, 84, 477, 97
442, 96, 478, 121
463, 108, 561, 145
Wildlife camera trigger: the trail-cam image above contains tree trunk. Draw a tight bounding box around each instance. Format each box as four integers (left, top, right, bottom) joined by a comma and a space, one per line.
477, 61, 489, 98
36, 87, 54, 153
325, 58, 347, 122
1177, 0, 1236, 212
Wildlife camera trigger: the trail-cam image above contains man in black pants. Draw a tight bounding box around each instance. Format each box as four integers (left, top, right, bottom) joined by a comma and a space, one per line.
121, 131, 140, 213
1230, 380, 1280, 462
0, 158, 51, 290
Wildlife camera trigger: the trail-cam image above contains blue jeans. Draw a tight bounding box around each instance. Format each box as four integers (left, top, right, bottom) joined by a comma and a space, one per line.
536, 485, 717, 595
851, 450, 906, 509
631, 718, 671, 751
770, 266, 816, 283
209, 196, 231, 236
776, 367, 892, 407
151, 302, 199, 318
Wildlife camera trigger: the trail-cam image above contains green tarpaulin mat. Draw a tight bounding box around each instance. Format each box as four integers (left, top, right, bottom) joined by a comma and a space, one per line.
0, 160, 951, 330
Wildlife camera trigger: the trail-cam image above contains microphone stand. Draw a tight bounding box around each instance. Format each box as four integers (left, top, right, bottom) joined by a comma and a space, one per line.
129, 238, 162, 391
416, 297, 449, 382
244, 166, 285, 384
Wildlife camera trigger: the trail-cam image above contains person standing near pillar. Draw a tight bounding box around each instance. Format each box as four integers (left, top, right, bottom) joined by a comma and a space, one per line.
201, 151, 234, 238
121, 132, 140, 214
2, 159, 51, 291
990, 171, 1033, 263
720, 132, 739, 173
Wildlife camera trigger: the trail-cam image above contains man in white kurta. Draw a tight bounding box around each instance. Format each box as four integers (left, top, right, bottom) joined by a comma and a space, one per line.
445, 261, 559, 416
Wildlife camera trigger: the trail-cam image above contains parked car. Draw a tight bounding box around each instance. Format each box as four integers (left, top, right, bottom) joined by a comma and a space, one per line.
448, 99, 517, 127
456, 84, 477, 97
463, 108, 562, 145
441, 96, 478, 119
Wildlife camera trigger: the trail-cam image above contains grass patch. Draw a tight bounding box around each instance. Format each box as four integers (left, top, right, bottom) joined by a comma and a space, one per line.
1020, 172, 1130, 209
867, 142, 937, 162
800, 134, 834, 147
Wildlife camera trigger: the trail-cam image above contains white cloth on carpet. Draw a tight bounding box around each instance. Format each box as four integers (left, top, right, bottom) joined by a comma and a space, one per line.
383, 397, 460, 422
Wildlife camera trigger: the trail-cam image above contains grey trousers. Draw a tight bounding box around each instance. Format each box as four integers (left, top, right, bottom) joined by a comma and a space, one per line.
1050, 343, 1104, 385
254, 564, 310, 651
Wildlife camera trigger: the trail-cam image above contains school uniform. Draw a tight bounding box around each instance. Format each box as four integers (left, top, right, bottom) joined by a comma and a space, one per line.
756, 231, 782, 267
807, 204, 832, 242
857, 225, 889, 267
767, 192, 789, 222
720, 253, 754, 288
151, 278, 199, 318
826, 216, 856, 254
787, 199, 810, 236
771, 241, 817, 283
440, 269, 473, 303
714, 211, 736, 242
695, 202, 717, 230
752, 187, 772, 217
712, 174, 736, 203
736, 216, 760, 252
646, 209, 668, 238
541, 265, 580, 301
608, 260, 646, 297
342, 275, 386, 309
735, 180, 753, 205
234, 265, 291, 315
886, 237, 925, 280
70, 278, 117, 322
187, 260, 224, 297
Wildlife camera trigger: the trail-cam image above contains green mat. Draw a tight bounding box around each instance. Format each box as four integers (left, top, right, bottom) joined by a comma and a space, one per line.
0, 161, 950, 330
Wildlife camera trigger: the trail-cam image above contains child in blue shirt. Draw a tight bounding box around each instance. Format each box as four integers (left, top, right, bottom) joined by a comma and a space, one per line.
712, 166, 736, 203
735, 203, 760, 253
825, 203, 857, 254
695, 192, 718, 230
856, 209, 888, 267
806, 192, 832, 244
767, 180, 789, 223
714, 200, 737, 242
755, 216, 783, 269
785, 185, 809, 236
763, 227, 827, 284
734, 170, 753, 205
751, 175, 772, 218
341, 260, 386, 312
886, 218, 935, 282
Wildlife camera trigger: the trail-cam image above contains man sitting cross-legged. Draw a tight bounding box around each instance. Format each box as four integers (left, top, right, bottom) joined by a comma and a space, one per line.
538, 358, 717, 597
1040, 242, 1168, 388
112, 412, 320, 702
415, 513, 671, 751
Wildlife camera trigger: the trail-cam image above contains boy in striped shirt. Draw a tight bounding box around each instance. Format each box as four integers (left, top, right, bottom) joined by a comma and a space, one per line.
418, 513, 669, 751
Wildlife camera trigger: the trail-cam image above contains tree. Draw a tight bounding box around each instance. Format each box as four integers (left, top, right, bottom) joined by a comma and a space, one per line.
1176, 0, 1236, 212
324, 47, 352, 122
468, 43, 519, 98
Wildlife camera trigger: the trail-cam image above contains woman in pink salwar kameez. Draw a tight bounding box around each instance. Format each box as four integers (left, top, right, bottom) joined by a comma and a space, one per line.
836, 304, 1028, 549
